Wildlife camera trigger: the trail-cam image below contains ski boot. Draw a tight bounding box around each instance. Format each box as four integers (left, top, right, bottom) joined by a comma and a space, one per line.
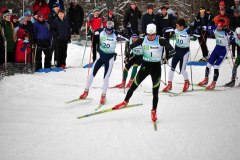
126, 79, 133, 88
113, 100, 128, 110
79, 89, 89, 99
224, 79, 235, 87
100, 94, 106, 105
206, 81, 216, 90
162, 81, 172, 92
151, 110, 157, 122
183, 79, 190, 92
114, 80, 126, 88
198, 77, 208, 86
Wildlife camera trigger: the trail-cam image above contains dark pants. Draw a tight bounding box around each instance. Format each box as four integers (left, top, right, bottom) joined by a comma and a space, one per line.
36, 40, 51, 70
56, 39, 68, 67
125, 61, 161, 110
125, 55, 142, 70
0, 43, 4, 65
92, 35, 99, 62
71, 21, 81, 35
7, 51, 15, 62
198, 31, 208, 58
232, 42, 240, 57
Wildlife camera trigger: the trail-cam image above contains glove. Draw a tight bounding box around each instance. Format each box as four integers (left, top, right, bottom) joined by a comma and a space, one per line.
124, 57, 129, 64
114, 53, 117, 61
228, 30, 234, 36
94, 31, 100, 35
162, 58, 168, 64
24, 40, 29, 44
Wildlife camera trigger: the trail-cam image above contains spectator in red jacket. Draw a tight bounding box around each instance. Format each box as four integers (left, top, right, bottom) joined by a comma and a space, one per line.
87, 8, 106, 62
15, 28, 31, 63
32, 0, 50, 21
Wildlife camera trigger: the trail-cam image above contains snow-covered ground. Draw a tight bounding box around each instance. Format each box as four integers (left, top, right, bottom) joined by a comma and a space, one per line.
0, 39, 240, 160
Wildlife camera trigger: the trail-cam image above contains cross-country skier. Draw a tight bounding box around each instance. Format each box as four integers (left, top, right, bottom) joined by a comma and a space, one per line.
162, 18, 191, 92
79, 21, 121, 104
114, 33, 143, 88
225, 27, 240, 87
113, 23, 175, 122
198, 19, 230, 89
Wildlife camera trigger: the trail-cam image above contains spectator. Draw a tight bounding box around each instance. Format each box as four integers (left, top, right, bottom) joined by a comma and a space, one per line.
87, 8, 106, 62
10, 14, 18, 28
219, 0, 233, 18
34, 13, 51, 70
48, 3, 60, 66
15, 29, 31, 63
0, 14, 5, 65
21, 10, 35, 46
158, 1, 175, 17
32, 0, 50, 21
193, 7, 211, 61
68, 0, 84, 36
230, 9, 240, 58
107, 10, 118, 30
3, 9, 15, 62
123, 1, 142, 36
32, 11, 39, 24
51, 10, 71, 68
141, 3, 156, 34
231, 0, 240, 13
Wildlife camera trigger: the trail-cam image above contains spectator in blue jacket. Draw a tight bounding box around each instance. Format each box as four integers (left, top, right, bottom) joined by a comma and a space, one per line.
34, 12, 51, 71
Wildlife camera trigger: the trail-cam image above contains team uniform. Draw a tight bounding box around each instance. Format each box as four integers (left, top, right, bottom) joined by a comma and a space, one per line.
79, 23, 119, 104
225, 30, 240, 87
163, 28, 191, 92
114, 35, 143, 88
198, 27, 229, 89
114, 23, 175, 122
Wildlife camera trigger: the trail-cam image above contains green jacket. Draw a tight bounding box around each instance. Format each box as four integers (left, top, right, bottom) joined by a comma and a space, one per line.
3, 20, 15, 52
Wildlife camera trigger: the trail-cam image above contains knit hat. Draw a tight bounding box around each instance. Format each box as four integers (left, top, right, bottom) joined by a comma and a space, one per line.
17, 28, 25, 39
219, 1, 225, 6
3, 9, 11, 17
53, 2, 60, 8
93, 8, 100, 12
10, 14, 18, 21
24, 10, 31, 16
18, 16, 27, 24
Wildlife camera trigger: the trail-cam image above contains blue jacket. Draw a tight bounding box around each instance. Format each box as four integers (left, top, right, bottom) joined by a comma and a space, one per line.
34, 20, 50, 41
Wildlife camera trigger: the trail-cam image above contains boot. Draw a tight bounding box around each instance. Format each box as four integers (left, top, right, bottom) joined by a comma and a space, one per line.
198, 77, 208, 86
224, 79, 235, 87
114, 80, 126, 88
126, 79, 133, 88
206, 81, 216, 90
100, 94, 106, 104
183, 79, 190, 92
162, 81, 172, 92
151, 109, 157, 122
112, 100, 128, 110
79, 90, 89, 99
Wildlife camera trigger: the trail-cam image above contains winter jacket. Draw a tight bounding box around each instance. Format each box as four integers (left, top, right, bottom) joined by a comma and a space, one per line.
194, 13, 211, 28
141, 13, 156, 34
51, 17, 71, 41
123, 7, 142, 33
32, 0, 51, 20
34, 20, 50, 41
87, 16, 106, 32
3, 20, 15, 52
68, 3, 84, 28
15, 29, 31, 63
230, 16, 240, 31
48, 10, 58, 25
156, 13, 175, 35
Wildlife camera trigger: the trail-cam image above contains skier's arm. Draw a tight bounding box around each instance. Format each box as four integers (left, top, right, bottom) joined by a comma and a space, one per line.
159, 37, 175, 59
129, 38, 144, 49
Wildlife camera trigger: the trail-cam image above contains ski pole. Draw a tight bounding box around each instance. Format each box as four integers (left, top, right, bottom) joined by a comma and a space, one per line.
120, 36, 125, 93
87, 36, 93, 78
165, 63, 181, 75
193, 31, 207, 61
80, 22, 88, 67
189, 52, 194, 91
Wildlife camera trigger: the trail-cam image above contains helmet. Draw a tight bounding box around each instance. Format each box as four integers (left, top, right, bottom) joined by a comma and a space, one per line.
146, 23, 156, 34
236, 27, 240, 34
106, 21, 114, 30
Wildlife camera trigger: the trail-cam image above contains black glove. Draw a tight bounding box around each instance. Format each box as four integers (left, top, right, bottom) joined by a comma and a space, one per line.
124, 57, 129, 64
114, 53, 117, 61
162, 58, 168, 64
